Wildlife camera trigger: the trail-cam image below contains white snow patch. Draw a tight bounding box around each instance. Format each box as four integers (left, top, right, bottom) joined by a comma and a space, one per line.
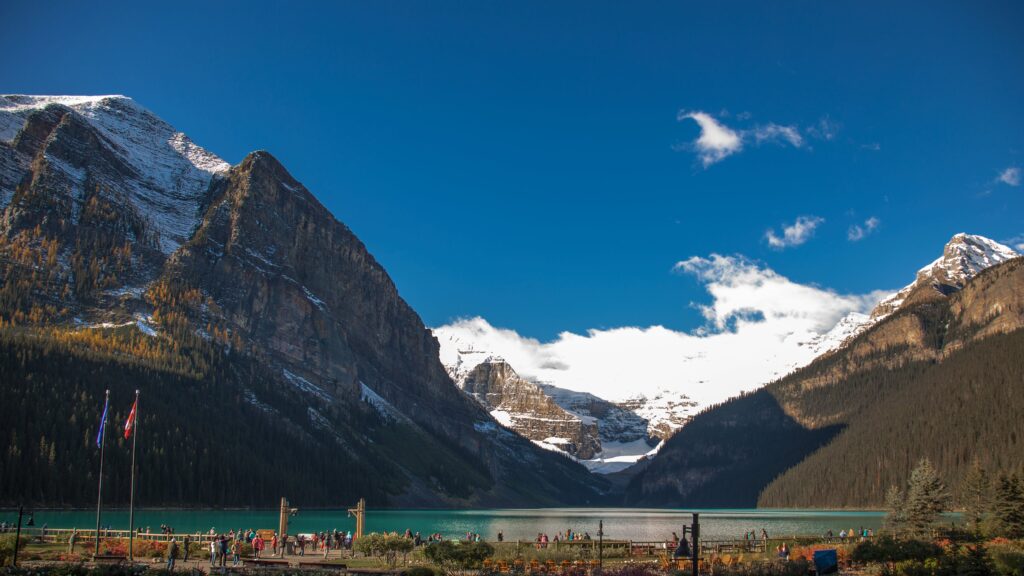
531, 439, 579, 458
307, 407, 333, 431
583, 439, 664, 474
243, 388, 275, 414
490, 409, 514, 428
0, 95, 230, 254
134, 318, 158, 337
283, 369, 332, 401
360, 381, 408, 423
302, 286, 326, 311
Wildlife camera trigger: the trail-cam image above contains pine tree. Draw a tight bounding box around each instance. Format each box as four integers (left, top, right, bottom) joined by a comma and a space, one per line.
959, 458, 989, 531
987, 473, 1024, 538
884, 484, 906, 536
903, 458, 948, 536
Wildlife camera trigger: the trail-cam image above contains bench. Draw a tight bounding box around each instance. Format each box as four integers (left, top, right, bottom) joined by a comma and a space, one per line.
93, 554, 128, 564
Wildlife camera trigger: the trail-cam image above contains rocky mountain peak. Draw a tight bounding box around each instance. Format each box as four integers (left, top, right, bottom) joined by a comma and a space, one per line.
1, 95, 608, 506
871, 233, 1018, 318
1, 94, 229, 254
462, 358, 602, 459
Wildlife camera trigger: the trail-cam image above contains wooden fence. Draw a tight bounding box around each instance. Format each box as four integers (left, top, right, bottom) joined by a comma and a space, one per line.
2, 527, 767, 556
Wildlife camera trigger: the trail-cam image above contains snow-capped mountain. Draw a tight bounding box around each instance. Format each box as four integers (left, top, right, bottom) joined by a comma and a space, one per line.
434, 233, 1018, 473
813, 233, 1020, 354
1, 95, 229, 254
871, 233, 1019, 319
0, 95, 606, 506
436, 328, 693, 473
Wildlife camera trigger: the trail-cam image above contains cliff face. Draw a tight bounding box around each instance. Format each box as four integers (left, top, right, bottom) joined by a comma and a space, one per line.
462, 359, 602, 459
0, 95, 608, 507
161, 151, 474, 436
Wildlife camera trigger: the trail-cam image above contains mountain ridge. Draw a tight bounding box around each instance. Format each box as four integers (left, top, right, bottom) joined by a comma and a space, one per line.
0, 94, 608, 507
626, 253, 1024, 507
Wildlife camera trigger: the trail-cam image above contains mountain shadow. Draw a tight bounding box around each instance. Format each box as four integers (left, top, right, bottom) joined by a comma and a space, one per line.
624, 388, 843, 507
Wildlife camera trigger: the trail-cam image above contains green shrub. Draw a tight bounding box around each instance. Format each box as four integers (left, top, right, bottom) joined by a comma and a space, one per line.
988, 542, 1024, 576
422, 540, 494, 574
0, 535, 30, 567
852, 537, 943, 564
354, 533, 415, 568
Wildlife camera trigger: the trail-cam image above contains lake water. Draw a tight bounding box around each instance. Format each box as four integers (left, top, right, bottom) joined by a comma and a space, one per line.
1, 508, 893, 541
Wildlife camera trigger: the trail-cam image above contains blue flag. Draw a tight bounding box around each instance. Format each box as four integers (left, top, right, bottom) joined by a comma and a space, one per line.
96, 396, 109, 448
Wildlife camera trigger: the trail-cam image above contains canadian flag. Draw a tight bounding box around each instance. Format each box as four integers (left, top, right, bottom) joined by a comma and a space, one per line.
124, 398, 138, 440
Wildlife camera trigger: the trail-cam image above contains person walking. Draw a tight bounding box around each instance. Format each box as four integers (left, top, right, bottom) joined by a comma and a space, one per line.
209, 539, 217, 567
219, 535, 229, 567
167, 538, 179, 572
68, 529, 78, 553
182, 534, 191, 563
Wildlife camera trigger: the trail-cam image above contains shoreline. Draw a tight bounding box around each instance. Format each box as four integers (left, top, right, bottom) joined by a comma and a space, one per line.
0, 506, 892, 513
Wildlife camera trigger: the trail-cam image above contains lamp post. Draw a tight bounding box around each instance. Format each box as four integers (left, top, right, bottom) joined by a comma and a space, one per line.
13, 506, 24, 567
597, 519, 604, 569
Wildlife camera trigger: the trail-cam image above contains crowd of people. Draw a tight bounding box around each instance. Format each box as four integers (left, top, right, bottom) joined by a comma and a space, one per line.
533, 528, 593, 548
163, 527, 362, 570
823, 527, 874, 542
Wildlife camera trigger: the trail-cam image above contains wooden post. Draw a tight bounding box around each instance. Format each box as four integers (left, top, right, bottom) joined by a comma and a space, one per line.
13, 506, 23, 567
347, 498, 365, 540
279, 497, 291, 537
691, 514, 699, 576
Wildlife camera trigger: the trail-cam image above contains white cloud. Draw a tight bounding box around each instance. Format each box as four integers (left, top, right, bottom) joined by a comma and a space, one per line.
847, 216, 880, 241
805, 117, 840, 141
677, 111, 743, 167
752, 123, 804, 147
1002, 234, 1024, 252
998, 167, 1020, 186
765, 215, 825, 249
434, 255, 890, 409
676, 111, 832, 167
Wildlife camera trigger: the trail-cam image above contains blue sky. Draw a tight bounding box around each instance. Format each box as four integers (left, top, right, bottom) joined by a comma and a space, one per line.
3, 1, 1022, 340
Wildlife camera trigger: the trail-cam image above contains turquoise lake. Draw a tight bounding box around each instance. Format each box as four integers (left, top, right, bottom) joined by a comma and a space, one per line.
0, 509, 902, 541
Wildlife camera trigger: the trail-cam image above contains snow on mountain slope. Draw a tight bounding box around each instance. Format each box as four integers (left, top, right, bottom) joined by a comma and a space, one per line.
871, 233, 1018, 319
434, 233, 1018, 471
0, 95, 229, 253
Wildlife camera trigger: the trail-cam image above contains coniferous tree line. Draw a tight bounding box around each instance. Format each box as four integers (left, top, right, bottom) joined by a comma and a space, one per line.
628, 324, 1024, 508
758, 330, 1024, 508
0, 325, 502, 507
883, 457, 1024, 540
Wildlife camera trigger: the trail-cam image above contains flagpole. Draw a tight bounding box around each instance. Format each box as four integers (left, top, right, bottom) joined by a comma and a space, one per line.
128, 390, 139, 561
94, 389, 109, 558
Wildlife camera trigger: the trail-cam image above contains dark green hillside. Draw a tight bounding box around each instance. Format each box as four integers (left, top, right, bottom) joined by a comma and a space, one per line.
625, 389, 842, 507
627, 326, 1024, 508
759, 329, 1024, 507
627, 256, 1024, 508
0, 327, 497, 507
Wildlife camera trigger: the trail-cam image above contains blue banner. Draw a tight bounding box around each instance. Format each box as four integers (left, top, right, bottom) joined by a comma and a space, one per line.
96, 396, 109, 448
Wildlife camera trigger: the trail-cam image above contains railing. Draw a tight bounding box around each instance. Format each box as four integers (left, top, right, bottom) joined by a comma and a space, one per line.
498, 539, 766, 556
0, 526, 236, 545
0, 528, 767, 555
